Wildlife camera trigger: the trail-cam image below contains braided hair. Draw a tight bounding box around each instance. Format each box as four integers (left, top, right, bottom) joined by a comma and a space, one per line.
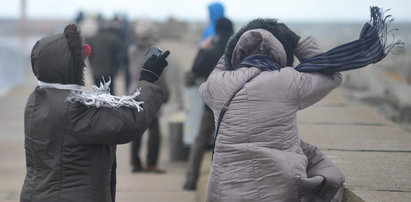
64, 24, 85, 85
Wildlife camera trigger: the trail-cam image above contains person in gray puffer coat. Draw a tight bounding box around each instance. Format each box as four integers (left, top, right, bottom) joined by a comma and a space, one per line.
200, 19, 344, 202
20, 24, 170, 202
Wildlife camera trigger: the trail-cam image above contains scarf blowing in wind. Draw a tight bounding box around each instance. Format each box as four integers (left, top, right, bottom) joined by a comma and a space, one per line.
238, 7, 403, 72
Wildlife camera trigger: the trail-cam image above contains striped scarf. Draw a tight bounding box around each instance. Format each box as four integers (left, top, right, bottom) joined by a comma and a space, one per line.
239, 7, 403, 73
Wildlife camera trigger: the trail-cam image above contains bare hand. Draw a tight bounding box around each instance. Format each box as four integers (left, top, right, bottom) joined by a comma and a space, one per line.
200, 37, 214, 49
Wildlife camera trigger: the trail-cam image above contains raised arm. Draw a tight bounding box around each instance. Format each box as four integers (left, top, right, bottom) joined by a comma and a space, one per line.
294, 70, 342, 110
293, 37, 342, 109
294, 36, 323, 62
67, 81, 165, 145
68, 50, 170, 145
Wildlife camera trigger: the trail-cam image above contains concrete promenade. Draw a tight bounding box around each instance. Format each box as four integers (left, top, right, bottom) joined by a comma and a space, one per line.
298, 90, 411, 201
197, 89, 411, 202
1, 39, 410, 201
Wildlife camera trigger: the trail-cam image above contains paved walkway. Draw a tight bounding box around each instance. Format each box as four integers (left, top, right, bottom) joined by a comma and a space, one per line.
299, 89, 411, 201
2, 39, 410, 202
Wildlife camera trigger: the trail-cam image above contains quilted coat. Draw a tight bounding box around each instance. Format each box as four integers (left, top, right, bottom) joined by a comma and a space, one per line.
200, 29, 344, 202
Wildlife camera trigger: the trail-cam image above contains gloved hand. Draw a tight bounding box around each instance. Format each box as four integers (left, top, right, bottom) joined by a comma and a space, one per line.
140, 50, 170, 83
278, 23, 300, 48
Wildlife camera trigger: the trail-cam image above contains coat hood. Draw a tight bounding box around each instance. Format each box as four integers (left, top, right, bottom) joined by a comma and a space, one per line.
31, 24, 85, 85
200, 2, 225, 42
231, 29, 287, 68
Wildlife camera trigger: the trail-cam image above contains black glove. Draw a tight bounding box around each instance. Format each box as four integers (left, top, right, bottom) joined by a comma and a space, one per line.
140, 50, 170, 83
278, 23, 300, 49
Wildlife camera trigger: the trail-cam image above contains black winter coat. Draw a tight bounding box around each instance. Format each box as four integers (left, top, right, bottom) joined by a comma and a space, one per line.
86, 29, 122, 77
21, 32, 164, 202
191, 37, 229, 79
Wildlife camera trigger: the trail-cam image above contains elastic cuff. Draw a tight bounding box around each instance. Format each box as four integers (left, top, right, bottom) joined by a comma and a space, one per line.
141, 69, 160, 79
140, 71, 158, 83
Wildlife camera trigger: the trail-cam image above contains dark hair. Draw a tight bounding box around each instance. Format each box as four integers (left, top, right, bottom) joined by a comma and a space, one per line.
224, 18, 296, 69
64, 24, 85, 85
215, 17, 234, 39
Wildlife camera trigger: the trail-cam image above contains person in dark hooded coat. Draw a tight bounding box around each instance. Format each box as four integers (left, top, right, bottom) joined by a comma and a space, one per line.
86, 25, 122, 94
183, 17, 234, 191
20, 24, 170, 202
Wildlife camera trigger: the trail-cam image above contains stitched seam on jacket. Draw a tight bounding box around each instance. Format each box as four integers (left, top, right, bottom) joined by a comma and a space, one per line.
58, 101, 71, 201
90, 146, 94, 202
245, 84, 263, 202
295, 73, 303, 109
218, 134, 222, 202
27, 90, 38, 201
282, 151, 301, 200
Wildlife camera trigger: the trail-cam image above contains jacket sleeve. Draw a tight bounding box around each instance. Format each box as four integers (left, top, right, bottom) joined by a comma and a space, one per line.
191, 48, 217, 78
67, 81, 165, 145
293, 36, 342, 110
295, 71, 342, 110
300, 140, 345, 201
198, 57, 225, 111
155, 73, 170, 103
295, 36, 322, 62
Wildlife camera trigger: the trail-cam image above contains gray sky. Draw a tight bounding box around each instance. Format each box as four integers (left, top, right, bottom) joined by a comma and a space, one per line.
2, 0, 411, 22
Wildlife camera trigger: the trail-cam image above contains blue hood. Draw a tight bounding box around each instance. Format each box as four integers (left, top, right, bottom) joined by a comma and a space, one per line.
208, 2, 224, 25
201, 2, 225, 42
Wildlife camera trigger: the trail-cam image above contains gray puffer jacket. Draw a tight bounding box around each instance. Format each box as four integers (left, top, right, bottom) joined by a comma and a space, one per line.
21, 31, 164, 202
200, 29, 344, 202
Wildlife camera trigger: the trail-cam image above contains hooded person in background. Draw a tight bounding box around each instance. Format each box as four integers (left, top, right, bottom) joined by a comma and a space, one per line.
200, 2, 225, 44
111, 14, 132, 92
128, 21, 169, 173
183, 17, 234, 191
86, 23, 122, 95
21, 24, 170, 202
78, 13, 98, 38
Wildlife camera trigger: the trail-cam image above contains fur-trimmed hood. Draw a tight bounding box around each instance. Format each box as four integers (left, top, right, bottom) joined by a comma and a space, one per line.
30, 24, 85, 85
225, 18, 297, 69
231, 29, 287, 68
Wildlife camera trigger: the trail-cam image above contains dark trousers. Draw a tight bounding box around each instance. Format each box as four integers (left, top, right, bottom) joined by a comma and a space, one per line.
131, 117, 161, 167
120, 63, 131, 92
93, 75, 116, 95
185, 107, 215, 184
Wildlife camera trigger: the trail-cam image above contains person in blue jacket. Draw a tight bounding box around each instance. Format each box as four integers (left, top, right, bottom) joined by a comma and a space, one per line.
200, 2, 225, 43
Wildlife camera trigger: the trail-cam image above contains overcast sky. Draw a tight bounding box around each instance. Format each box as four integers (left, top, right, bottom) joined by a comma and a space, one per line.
2, 0, 411, 23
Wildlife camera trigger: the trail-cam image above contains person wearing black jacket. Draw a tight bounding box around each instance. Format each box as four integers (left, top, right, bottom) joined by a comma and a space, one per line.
183, 17, 234, 190
86, 25, 122, 95
20, 24, 170, 202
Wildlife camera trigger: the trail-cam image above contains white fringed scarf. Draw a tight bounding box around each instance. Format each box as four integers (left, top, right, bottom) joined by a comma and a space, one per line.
38, 79, 144, 111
